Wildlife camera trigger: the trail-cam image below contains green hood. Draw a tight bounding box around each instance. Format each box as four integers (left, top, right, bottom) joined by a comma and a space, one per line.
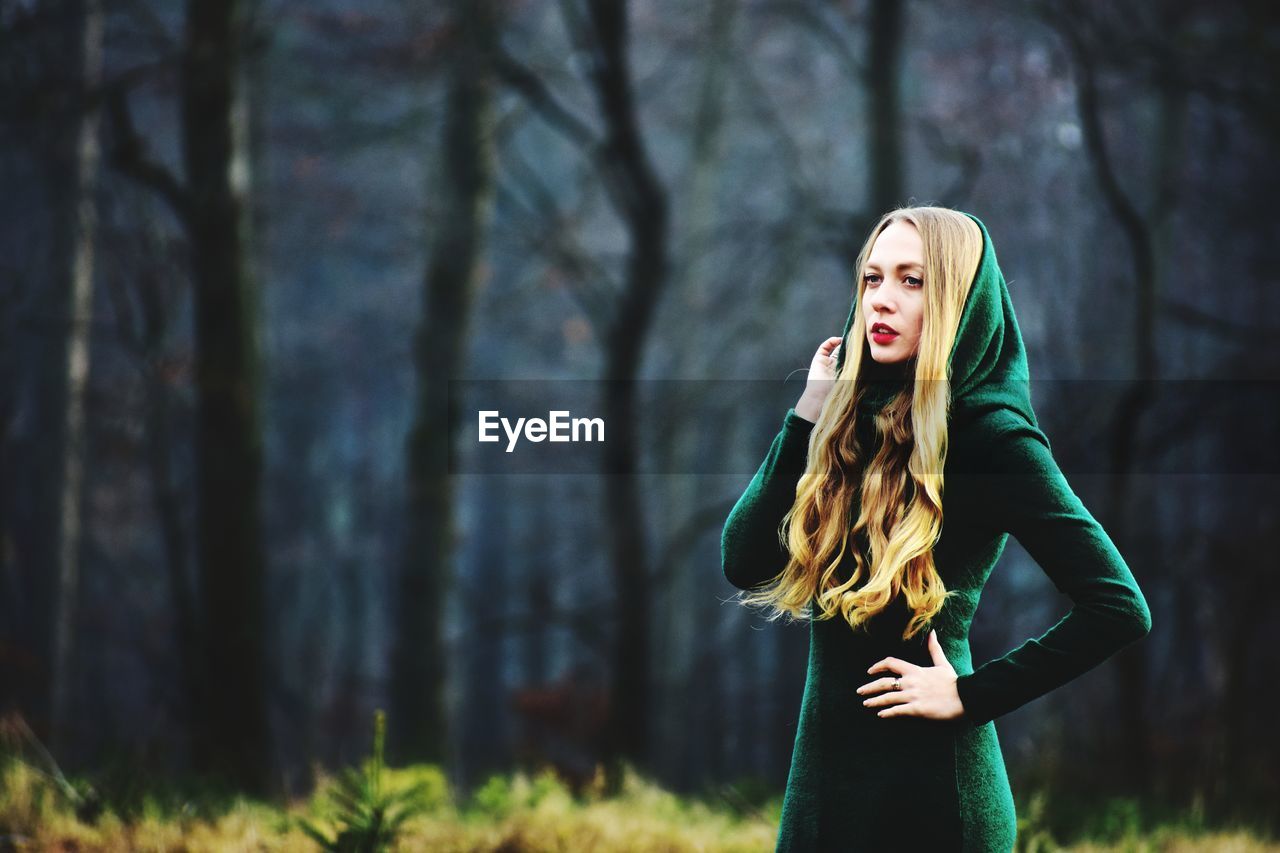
832, 211, 1040, 432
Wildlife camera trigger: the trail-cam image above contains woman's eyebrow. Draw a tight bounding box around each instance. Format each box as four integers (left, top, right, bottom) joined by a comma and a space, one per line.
865, 261, 923, 271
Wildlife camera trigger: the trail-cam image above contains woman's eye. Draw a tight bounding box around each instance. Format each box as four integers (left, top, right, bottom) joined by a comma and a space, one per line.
864, 273, 921, 287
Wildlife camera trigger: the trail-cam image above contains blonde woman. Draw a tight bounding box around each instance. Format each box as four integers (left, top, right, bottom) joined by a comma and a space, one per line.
721, 207, 1152, 851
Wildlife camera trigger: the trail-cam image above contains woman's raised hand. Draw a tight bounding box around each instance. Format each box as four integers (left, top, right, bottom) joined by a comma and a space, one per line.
795, 336, 844, 423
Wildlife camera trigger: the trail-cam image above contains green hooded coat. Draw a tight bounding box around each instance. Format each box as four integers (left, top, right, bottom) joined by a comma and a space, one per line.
720, 212, 1152, 851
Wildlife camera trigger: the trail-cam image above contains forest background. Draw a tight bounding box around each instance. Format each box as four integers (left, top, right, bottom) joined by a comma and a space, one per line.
2, 0, 1278, 847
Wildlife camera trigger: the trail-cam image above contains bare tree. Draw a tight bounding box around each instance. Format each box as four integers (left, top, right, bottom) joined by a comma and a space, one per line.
563, 0, 673, 789
108, 0, 271, 794
0, 0, 106, 756
391, 0, 499, 765
44, 0, 104, 759
1031, 0, 1193, 792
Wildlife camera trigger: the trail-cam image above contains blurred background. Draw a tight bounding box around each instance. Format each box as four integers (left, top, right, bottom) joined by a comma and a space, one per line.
2, 0, 1279, 847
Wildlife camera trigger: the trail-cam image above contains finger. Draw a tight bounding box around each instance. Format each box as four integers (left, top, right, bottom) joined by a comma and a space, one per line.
867, 657, 919, 675
927, 629, 949, 667
863, 689, 911, 709
855, 676, 901, 696
877, 702, 919, 718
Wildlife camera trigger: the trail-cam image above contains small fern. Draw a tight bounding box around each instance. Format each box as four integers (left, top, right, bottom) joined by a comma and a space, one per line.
298, 710, 428, 853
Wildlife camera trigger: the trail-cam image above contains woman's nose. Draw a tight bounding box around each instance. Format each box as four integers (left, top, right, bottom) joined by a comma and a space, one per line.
867, 289, 894, 313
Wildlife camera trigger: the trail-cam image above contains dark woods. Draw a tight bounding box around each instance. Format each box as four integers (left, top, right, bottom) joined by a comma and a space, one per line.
0, 0, 1278, 840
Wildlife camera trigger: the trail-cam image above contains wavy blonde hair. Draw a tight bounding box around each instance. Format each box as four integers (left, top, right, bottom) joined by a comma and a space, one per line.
739, 207, 984, 640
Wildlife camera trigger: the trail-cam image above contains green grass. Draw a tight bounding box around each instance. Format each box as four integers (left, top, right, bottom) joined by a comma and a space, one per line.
1, 755, 1275, 852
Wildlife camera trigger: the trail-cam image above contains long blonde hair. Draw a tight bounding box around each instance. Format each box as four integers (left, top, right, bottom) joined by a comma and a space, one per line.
738, 207, 984, 640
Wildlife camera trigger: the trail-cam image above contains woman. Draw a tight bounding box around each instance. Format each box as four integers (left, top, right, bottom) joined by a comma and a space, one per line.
720, 207, 1152, 851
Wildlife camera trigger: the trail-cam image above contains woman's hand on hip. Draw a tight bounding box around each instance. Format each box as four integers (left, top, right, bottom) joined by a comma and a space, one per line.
856, 629, 965, 721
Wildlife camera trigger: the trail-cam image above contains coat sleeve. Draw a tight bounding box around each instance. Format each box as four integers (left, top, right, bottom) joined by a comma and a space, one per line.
720, 407, 816, 591
954, 418, 1153, 727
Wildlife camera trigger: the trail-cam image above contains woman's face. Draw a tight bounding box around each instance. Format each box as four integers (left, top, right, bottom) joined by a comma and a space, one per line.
861, 220, 925, 364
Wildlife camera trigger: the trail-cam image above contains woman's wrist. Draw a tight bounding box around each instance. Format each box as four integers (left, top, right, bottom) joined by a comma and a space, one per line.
794, 391, 825, 423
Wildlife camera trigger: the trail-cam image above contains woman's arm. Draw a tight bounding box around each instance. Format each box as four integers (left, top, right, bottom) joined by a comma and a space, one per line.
954, 418, 1153, 727
720, 407, 815, 591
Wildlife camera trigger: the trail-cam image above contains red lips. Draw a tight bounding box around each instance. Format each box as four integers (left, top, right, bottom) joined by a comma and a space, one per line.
870, 322, 898, 334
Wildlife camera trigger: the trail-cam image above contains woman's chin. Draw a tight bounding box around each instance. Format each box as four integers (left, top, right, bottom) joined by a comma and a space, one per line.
867, 347, 910, 364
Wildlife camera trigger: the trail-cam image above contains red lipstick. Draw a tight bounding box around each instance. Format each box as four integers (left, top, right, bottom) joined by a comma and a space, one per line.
870, 322, 899, 344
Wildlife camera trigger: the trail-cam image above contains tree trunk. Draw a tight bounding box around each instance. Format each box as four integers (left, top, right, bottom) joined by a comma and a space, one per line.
572, 0, 672, 790
457, 472, 510, 791
1057, 8, 1188, 793
45, 0, 103, 760
181, 0, 271, 795
391, 0, 498, 766
653, 0, 736, 789
865, 0, 905, 216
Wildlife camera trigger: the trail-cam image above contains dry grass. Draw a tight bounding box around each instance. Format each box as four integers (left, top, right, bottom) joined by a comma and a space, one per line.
2, 757, 1275, 852
1058, 834, 1280, 852
0, 759, 776, 851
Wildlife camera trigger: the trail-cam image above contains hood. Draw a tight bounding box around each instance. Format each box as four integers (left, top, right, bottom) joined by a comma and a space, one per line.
831, 211, 1039, 431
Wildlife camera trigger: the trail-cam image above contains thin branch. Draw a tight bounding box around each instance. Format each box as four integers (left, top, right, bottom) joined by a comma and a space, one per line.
117, 0, 180, 52
491, 46, 598, 150
1041, 1, 1148, 246
726, 49, 819, 204
493, 139, 620, 331
759, 0, 867, 83
104, 88, 191, 225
